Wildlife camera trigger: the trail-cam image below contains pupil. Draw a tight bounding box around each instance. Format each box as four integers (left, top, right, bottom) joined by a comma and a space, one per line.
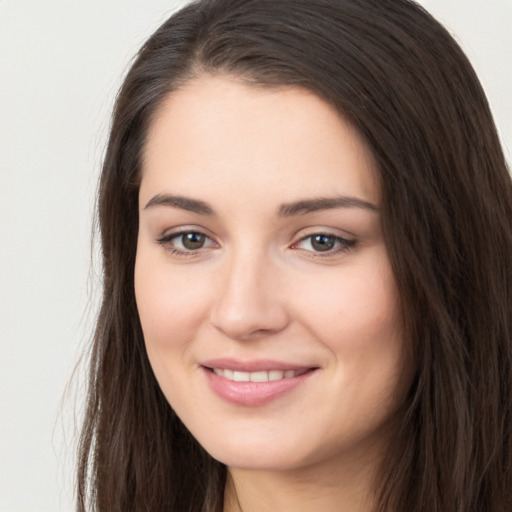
182, 232, 205, 250
311, 235, 334, 251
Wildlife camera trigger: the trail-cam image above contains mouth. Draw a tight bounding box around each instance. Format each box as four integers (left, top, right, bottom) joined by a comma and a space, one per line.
201, 359, 319, 406
206, 367, 310, 382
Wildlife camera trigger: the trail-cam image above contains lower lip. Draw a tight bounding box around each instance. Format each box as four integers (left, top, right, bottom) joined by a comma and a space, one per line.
203, 367, 316, 406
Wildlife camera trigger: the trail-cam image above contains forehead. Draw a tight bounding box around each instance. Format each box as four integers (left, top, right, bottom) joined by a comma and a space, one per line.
140, 75, 379, 209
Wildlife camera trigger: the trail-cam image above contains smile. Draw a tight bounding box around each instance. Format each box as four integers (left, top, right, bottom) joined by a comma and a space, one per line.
211, 368, 309, 382
202, 362, 318, 406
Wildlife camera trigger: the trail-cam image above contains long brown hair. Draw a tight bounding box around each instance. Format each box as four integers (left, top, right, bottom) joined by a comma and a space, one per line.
78, 1, 512, 510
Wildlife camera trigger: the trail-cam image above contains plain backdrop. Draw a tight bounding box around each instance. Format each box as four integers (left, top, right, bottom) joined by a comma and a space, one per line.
0, 1, 510, 511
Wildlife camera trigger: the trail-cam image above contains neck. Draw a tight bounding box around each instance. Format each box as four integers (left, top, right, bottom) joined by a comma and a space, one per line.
223, 453, 379, 512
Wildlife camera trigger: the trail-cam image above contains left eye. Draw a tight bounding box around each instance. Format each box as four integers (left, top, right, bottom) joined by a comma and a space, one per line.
294, 233, 354, 253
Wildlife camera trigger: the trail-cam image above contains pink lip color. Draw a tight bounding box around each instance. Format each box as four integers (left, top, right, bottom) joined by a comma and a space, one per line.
201, 358, 317, 407
201, 357, 312, 372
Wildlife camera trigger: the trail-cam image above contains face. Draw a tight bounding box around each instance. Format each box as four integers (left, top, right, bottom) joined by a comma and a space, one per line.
135, 75, 405, 474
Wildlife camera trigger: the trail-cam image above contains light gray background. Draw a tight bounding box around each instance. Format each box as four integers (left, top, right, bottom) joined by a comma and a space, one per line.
0, 1, 510, 511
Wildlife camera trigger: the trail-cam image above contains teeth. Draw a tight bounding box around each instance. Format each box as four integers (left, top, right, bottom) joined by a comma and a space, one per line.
212, 368, 303, 382
250, 371, 268, 382
269, 370, 284, 381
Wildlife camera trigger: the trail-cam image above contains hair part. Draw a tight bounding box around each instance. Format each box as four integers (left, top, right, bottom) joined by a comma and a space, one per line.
78, 1, 512, 511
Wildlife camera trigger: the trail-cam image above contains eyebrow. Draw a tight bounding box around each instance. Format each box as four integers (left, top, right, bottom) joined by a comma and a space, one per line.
277, 196, 378, 216
143, 193, 378, 216
144, 194, 215, 215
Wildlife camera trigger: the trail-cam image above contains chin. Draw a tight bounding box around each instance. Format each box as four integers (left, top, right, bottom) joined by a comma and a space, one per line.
207, 442, 307, 471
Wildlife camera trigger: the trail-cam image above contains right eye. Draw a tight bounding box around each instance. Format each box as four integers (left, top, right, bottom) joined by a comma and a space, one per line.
156, 230, 217, 255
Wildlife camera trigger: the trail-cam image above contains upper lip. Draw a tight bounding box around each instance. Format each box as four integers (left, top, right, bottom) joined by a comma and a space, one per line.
201, 357, 317, 373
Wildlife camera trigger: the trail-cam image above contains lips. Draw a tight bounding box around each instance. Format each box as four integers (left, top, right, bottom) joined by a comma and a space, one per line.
201, 358, 318, 406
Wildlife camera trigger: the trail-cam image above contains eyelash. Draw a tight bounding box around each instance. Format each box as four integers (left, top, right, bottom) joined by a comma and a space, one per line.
156, 230, 356, 258
156, 231, 217, 257
291, 233, 356, 257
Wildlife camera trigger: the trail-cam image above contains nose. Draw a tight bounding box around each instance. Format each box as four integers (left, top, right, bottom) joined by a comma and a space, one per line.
209, 250, 290, 341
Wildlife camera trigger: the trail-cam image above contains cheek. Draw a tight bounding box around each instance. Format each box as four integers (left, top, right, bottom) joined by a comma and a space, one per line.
299, 261, 401, 351
134, 251, 209, 354
134, 252, 208, 411
299, 260, 405, 429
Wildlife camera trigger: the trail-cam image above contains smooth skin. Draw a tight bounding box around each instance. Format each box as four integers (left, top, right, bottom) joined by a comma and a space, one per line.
135, 75, 407, 512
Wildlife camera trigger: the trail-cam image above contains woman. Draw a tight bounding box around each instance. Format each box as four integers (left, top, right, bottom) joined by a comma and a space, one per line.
77, 0, 512, 511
